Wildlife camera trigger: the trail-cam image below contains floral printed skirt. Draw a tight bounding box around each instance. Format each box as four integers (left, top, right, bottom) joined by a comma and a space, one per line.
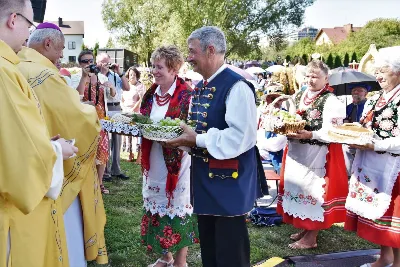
345, 174, 400, 248
140, 210, 199, 254
96, 130, 109, 165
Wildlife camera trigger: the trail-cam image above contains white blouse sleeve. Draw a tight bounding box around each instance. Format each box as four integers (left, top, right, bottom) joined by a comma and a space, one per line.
196, 81, 257, 160
312, 95, 346, 141
45, 141, 64, 200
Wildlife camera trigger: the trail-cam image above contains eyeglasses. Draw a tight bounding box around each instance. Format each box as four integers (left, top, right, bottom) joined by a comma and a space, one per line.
80, 59, 94, 64
16, 13, 36, 29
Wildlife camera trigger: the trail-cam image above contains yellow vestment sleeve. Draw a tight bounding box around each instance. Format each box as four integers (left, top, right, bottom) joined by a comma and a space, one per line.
0, 68, 56, 214
18, 63, 101, 211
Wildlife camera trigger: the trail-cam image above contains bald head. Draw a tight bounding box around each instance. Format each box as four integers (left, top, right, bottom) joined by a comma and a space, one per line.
28, 28, 65, 65
96, 53, 111, 75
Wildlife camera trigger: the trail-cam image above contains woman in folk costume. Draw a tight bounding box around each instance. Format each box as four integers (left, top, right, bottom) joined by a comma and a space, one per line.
78, 50, 117, 194
277, 60, 348, 249
345, 46, 400, 267
139, 46, 198, 267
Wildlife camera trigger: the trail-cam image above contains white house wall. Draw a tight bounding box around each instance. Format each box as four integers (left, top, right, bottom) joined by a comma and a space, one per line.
315, 32, 332, 46
61, 34, 84, 64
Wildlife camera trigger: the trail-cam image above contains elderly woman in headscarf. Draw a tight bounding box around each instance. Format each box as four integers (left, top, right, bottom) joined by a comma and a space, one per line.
345, 46, 400, 267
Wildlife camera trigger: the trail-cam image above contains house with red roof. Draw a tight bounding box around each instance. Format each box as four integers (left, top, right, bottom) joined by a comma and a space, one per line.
315, 24, 362, 46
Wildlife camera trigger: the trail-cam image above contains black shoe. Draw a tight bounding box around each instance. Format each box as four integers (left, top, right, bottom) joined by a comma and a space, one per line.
103, 174, 112, 182
114, 173, 129, 180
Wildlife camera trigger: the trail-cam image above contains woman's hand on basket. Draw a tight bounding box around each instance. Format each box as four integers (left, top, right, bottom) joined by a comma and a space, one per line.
286, 130, 313, 140
165, 123, 197, 148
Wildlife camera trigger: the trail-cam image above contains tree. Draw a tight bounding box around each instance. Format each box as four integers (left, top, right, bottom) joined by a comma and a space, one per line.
351, 52, 358, 63
285, 37, 315, 60
334, 55, 342, 68
343, 52, 350, 67
285, 55, 292, 63
81, 43, 90, 50
291, 56, 305, 65
106, 37, 115, 48
326, 53, 334, 68
93, 42, 100, 60
302, 54, 309, 64
102, 0, 314, 61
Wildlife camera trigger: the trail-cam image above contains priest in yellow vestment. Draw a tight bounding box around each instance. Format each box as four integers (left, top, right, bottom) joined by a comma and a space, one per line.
0, 1, 78, 266
17, 22, 108, 266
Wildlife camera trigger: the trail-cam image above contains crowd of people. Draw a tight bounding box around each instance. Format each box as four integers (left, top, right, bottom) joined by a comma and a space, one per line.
1, 0, 400, 267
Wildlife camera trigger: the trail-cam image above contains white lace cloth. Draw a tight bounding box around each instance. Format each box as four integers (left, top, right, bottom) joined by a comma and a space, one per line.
282, 141, 328, 221
142, 82, 193, 219
346, 150, 400, 220
100, 119, 141, 136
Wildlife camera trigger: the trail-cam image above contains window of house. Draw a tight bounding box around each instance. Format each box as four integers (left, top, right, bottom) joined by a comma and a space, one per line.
68, 41, 76, 50
69, 56, 76, 62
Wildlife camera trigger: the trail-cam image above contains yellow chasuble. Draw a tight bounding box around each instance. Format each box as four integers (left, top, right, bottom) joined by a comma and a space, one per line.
0, 41, 57, 266
17, 48, 108, 265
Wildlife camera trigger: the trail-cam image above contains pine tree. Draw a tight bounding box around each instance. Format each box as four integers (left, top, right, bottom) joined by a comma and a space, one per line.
326, 53, 334, 68
334, 55, 342, 68
343, 52, 350, 67
351, 52, 358, 62
302, 54, 308, 64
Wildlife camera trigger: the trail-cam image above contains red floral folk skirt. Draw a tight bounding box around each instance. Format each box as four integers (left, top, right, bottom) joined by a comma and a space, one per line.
140, 210, 199, 254
345, 174, 400, 248
277, 143, 348, 230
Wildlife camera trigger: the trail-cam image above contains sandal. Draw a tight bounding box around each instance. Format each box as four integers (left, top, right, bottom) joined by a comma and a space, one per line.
148, 258, 174, 267
288, 241, 317, 250
100, 184, 109, 194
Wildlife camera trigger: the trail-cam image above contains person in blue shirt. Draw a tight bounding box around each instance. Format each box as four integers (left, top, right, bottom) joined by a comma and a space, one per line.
345, 84, 369, 123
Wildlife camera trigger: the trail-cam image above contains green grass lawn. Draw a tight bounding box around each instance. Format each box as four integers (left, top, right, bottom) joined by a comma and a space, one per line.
91, 155, 378, 267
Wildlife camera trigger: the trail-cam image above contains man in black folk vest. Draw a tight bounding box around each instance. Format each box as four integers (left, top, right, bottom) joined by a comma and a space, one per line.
167, 26, 261, 267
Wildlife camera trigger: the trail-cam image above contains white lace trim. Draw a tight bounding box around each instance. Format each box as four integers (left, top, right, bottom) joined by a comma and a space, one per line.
345, 151, 400, 220
100, 119, 141, 136
143, 199, 193, 219
282, 141, 328, 222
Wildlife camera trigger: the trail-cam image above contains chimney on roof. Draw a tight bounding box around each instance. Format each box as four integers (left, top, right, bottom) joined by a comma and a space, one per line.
58, 17, 63, 27
344, 23, 353, 33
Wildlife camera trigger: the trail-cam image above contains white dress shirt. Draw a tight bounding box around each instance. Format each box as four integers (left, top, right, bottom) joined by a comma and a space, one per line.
196, 64, 258, 160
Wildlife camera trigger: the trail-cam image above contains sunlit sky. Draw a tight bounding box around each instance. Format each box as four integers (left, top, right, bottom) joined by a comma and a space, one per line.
43, 0, 400, 48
